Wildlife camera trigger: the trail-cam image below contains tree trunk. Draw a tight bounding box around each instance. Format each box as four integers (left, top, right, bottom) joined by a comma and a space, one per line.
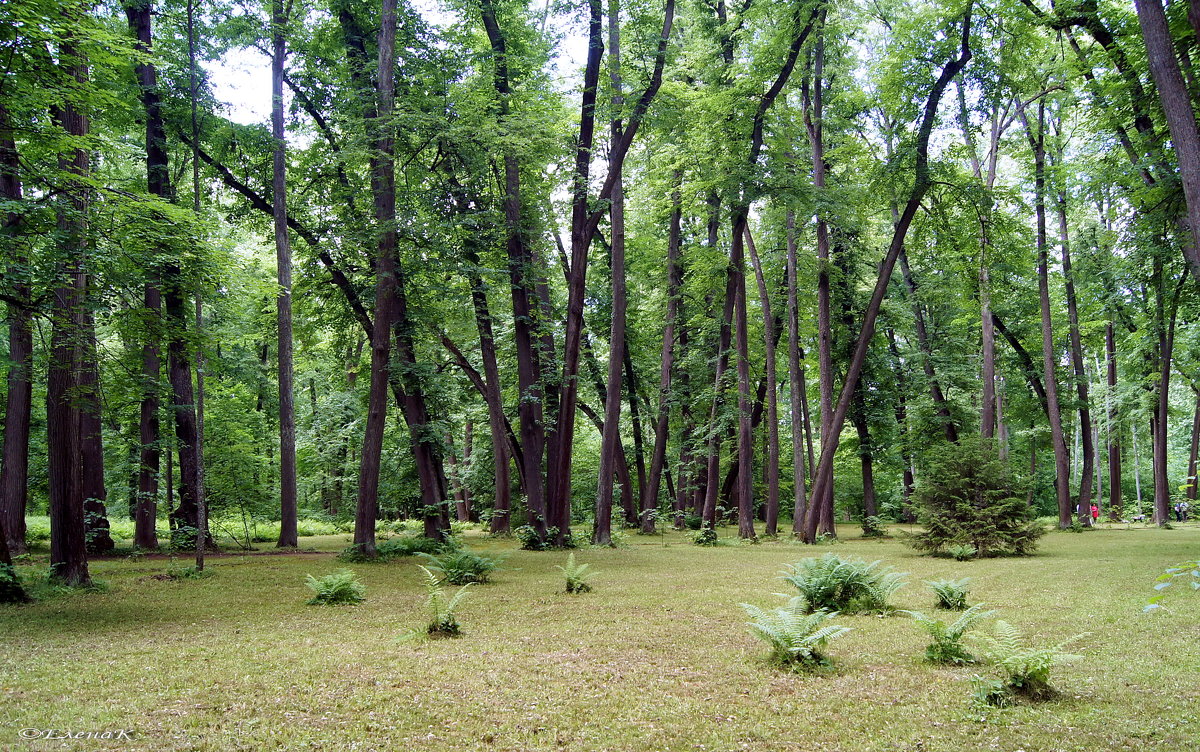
785, 211, 808, 535
272, 0, 299, 548
79, 309, 114, 554
647, 173, 682, 529
0, 105, 31, 556
1189, 389, 1200, 502
1106, 321, 1123, 519
898, 251, 958, 442
1133, 0, 1200, 279
746, 227, 779, 536
1022, 103, 1072, 529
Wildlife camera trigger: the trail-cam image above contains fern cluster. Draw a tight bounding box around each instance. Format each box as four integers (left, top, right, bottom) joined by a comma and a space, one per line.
417, 549, 503, 585
741, 597, 852, 670
860, 516, 889, 538
556, 553, 596, 593
926, 578, 971, 610
304, 569, 366, 605
972, 621, 1085, 703
903, 604, 995, 665
781, 553, 907, 614
419, 565, 472, 637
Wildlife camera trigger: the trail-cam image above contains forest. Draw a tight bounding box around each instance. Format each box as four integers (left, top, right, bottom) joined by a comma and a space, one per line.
2, 0, 1199, 749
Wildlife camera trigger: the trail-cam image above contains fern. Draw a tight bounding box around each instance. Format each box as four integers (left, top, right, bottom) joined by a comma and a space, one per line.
419, 565, 472, 637
903, 603, 995, 665
781, 553, 908, 614
947, 544, 977, 562
926, 577, 971, 610
741, 596, 852, 670
556, 553, 596, 593
304, 569, 366, 605
973, 620, 1086, 702
416, 549, 503, 585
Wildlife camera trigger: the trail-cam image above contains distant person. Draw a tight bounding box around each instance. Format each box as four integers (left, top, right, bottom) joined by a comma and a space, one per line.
1090, 504, 1100, 523
1176, 500, 1191, 522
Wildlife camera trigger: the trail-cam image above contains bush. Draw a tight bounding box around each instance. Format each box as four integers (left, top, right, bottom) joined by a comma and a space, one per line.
304, 569, 366, 605
417, 565, 472, 637
903, 603, 995, 665
24, 518, 52, 544
860, 516, 889, 538
948, 544, 977, 561
165, 561, 215, 581
683, 514, 704, 530
515, 525, 578, 551
557, 553, 596, 594
781, 553, 907, 614
927, 577, 971, 610
973, 621, 1085, 703
416, 549, 503, 585
1145, 559, 1200, 612
741, 597, 852, 671
337, 534, 455, 563
689, 528, 719, 546
905, 438, 1045, 558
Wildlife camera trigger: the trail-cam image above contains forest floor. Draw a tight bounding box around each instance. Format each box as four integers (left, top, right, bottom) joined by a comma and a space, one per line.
2, 522, 1198, 752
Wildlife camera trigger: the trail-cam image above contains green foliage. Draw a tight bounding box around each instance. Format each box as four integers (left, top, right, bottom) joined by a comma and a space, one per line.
903, 604, 995, 665
1145, 559, 1200, 612
336, 534, 457, 563
164, 561, 215, 581
781, 553, 908, 614
418, 565, 472, 638
973, 621, 1085, 702
515, 525, 577, 551
683, 514, 704, 530
906, 439, 1045, 558
741, 597, 852, 671
556, 553, 596, 594
689, 528, 719, 546
304, 569, 366, 606
860, 516, 889, 538
416, 549, 503, 585
927, 578, 971, 610
948, 544, 977, 561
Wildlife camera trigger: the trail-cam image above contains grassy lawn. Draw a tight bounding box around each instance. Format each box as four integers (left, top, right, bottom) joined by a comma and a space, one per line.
2, 523, 1198, 751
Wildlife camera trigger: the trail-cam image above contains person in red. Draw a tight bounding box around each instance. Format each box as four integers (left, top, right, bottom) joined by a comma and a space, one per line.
1090, 503, 1100, 522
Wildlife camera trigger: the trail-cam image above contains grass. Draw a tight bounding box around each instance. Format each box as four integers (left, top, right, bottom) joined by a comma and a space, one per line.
2, 522, 1198, 750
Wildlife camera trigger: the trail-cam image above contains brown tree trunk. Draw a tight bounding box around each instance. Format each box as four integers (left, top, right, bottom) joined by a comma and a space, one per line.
898, 251, 958, 442
1106, 321, 1124, 519
1022, 103, 1072, 529
273, 0, 299, 548
733, 223, 755, 540
1188, 388, 1200, 502
1133, 0, 1200, 279
887, 329, 916, 521
47, 34, 92, 585
647, 174, 682, 529
746, 227, 779, 536
0, 105, 31, 556
785, 211, 808, 535
79, 309, 114, 554
805, 9, 971, 542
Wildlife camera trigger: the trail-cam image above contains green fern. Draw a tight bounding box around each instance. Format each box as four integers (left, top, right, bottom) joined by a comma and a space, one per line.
973, 620, 1086, 702
902, 603, 995, 665
416, 549, 503, 585
741, 596, 852, 670
419, 565, 473, 637
556, 553, 596, 594
304, 569, 365, 606
926, 577, 971, 610
781, 553, 907, 614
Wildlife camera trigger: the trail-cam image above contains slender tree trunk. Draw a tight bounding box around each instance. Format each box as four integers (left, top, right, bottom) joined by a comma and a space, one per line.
1151, 259, 1185, 524
79, 309, 114, 554
647, 173, 682, 529
272, 0, 299, 548
0, 106, 31, 556
898, 251, 958, 442
746, 227, 779, 535
887, 329, 916, 521
1022, 103, 1072, 528
1106, 322, 1123, 518
625, 347, 651, 532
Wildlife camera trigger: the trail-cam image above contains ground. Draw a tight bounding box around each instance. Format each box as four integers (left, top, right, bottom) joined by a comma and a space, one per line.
2, 522, 1198, 751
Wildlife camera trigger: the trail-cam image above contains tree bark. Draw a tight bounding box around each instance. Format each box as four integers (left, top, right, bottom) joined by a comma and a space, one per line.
272, 0, 299, 548
79, 309, 114, 554
746, 227, 779, 536
647, 174, 683, 529
785, 211, 808, 535
1106, 321, 1123, 518
0, 105, 31, 556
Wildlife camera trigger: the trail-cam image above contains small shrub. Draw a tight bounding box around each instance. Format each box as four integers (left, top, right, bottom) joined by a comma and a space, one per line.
927, 577, 971, 610
418, 565, 472, 637
515, 525, 577, 551
781, 553, 907, 614
741, 597, 852, 671
860, 516, 889, 538
557, 553, 596, 594
948, 544, 977, 561
416, 549, 503, 585
24, 517, 52, 544
683, 514, 703, 530
905, 438, 1045, 558
337, 534, 456, 562
1145, 559, 1200, 612
689, 528, 719, 546
304, 569, 366, 605
165, 560, 215, 581
970, 675, 1013, 708
973, 621, 1085, 702
903, 603, 995, 665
